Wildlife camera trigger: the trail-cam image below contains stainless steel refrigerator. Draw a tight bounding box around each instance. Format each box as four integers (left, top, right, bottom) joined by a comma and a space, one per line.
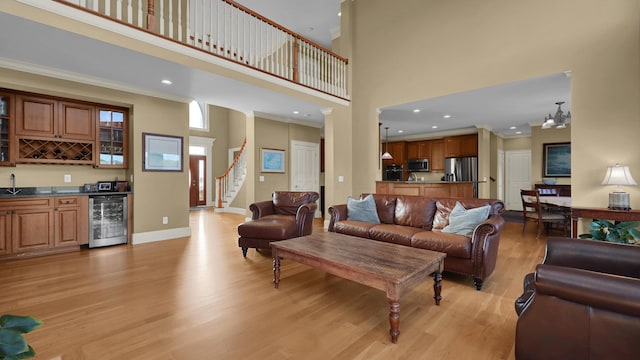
444, 156, 478, 197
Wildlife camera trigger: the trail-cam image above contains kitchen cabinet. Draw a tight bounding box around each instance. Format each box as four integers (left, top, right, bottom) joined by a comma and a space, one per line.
382, 141, 406, 166
429, 139, 445, 171
0, 196, 88, 259
97, 107, 128, 168
0, 92, 13, 166
445, 134, 477, 157
407, 141, 430, 160
16, 95, 94, 140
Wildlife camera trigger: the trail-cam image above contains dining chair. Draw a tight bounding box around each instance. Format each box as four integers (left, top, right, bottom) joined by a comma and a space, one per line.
521, 189, 567, 238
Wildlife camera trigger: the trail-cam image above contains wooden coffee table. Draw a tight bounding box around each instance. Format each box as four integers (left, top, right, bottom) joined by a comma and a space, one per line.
271, 231, 446, 343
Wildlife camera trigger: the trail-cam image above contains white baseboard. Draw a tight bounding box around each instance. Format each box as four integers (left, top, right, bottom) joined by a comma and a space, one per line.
215, 207, 246, 215
132, 227, 191, 245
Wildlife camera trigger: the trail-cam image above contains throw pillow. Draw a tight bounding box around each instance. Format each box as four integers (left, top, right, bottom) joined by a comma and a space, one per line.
347, 194, 381, 224
442, 202, 491, 237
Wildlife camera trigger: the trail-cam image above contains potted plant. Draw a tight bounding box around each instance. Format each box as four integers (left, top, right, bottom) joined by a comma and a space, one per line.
579, 219, 640, 244
0, 314, 42, 360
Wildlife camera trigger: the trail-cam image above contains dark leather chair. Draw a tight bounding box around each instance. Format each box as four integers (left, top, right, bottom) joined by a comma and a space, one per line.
237, 191, 319, 257
515, 237, 640, 360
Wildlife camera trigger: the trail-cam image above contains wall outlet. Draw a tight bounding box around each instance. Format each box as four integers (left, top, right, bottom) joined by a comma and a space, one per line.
162, 216, 168, 225
64, 174, 71, 183
259, 175, 264, 182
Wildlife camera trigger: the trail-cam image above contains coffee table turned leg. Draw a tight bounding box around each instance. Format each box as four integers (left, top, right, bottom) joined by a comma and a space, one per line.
389, 300, 400, 343
433, 271, 442, 305
273, 253, 280, 289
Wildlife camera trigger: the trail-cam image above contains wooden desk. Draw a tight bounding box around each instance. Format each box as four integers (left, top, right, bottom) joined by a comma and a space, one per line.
571, 207, 640, 237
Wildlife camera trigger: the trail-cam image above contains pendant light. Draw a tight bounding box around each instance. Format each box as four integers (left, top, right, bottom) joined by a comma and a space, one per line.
381, 126, 393, 160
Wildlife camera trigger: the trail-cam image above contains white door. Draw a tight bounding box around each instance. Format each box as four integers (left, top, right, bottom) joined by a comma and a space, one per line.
505, 150, 532, 211
291, 140, 320, 216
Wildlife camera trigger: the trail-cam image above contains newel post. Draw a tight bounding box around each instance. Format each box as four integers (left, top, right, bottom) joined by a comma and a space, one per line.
147, 0, 156, 32
293, 37, 300, 83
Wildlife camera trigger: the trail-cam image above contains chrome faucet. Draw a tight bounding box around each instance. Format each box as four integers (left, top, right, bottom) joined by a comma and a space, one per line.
6, 173, 20, 195
408, 172, 418, 182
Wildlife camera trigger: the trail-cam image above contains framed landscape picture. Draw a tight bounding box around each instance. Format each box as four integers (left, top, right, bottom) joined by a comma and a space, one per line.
261, 148, 285, 173
143, 133, 183, 172
543, 142, 571, 177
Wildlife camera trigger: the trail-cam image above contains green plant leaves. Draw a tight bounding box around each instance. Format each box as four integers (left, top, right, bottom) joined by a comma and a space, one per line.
0, 315, 42, 360
579, 220, 640, 244
0, 315, 42, 334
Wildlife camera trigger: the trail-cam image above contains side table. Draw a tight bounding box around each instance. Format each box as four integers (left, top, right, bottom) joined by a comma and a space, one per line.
571, 207, 640, 237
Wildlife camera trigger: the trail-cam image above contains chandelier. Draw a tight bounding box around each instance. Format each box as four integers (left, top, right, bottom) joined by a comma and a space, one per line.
541, 101, 571, 129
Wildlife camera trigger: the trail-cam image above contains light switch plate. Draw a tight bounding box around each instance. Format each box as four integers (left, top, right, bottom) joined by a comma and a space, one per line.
64, 174, 71, 183
338, 176, 344, 182
259, 176, 265, 182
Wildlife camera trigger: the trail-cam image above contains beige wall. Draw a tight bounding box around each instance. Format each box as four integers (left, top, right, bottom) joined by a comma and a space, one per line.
2, 67, 190, 235
347, 0, 640, 209
503, 137, 532, 152
251, 117, 322, 206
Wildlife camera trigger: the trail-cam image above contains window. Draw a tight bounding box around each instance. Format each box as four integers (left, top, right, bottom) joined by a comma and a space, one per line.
189, 100, 208, 130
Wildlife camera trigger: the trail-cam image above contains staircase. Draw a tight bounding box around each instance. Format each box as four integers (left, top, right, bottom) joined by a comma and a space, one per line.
216, 138, 247, 210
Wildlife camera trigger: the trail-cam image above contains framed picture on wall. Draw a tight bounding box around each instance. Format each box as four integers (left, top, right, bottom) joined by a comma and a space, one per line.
261, 148, 285, 173
143, 133, 183, 171
543, 142, 571, 177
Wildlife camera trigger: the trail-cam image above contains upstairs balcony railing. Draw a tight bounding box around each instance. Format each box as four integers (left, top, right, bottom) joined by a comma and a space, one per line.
56, 0, 349, 99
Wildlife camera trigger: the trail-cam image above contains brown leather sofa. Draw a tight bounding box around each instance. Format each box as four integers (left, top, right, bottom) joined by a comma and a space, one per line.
515, 237, 640, 360
237, 191, 319, 257
328, 194, 505, 290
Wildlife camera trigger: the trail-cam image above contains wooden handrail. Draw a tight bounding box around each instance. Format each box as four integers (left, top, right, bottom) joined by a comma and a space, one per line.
217, 138, 247, 181
216, 138, 247, 208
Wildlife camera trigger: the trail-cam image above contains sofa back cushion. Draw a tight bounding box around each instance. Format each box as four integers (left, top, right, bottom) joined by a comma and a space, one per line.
433, 198, 494, 230
369, 194, 397, 224
394, 196, 437, 229
273, 191, 318, 215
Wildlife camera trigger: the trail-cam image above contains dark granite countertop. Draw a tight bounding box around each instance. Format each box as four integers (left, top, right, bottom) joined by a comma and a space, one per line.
0, 186, 132, 199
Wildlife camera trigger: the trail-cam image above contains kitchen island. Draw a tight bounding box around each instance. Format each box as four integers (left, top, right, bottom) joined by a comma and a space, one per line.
376, 181, 476, 198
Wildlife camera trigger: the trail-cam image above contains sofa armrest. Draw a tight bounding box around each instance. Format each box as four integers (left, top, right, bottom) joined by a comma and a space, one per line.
249, 200, 275, 220
295, 203, 318, 236
328, 204, 348, 232
543, 237, 640, 278
534, 264, 640, 317
470, 215, 505, 279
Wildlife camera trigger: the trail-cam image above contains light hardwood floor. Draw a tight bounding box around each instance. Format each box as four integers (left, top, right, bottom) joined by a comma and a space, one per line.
0, 209, 555, 360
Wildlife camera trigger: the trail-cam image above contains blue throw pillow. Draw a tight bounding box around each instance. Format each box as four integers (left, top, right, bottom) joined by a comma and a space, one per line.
442, 201, 491, 237
347, 194, 381, 224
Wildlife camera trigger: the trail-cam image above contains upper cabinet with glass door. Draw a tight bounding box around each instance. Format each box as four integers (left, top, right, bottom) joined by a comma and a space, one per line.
97, 107, 128, 168
0, 92, 13, 165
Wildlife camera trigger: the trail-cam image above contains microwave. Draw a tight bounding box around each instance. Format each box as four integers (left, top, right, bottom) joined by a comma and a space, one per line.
408, 159, 429, 172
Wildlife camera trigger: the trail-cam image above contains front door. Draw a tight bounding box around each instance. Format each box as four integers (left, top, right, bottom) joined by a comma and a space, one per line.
189, 155, 206, 207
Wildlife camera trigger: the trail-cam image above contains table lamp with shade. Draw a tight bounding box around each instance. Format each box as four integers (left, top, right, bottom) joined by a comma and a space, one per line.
601, 163, 637, 210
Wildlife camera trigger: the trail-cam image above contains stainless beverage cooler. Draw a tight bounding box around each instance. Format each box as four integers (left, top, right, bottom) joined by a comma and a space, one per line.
89, 194, 128, 248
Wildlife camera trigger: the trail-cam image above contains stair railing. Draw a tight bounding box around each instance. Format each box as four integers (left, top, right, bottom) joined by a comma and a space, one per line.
215, 138, 247, 208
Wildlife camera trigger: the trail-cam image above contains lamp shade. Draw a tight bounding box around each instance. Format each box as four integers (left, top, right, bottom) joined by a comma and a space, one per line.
601, 164, 637, 187
381, 151, 393, 160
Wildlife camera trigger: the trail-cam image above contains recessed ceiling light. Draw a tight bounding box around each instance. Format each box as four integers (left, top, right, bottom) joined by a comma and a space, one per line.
161, 79, 172, 85
432, 125, 438, 129
397, 130, 404, 133
509, 126, 517, 130
338, 12, 341, 17
516, 131, 522, 134
413, 109, 421, 113
293, 111, 300, 114
443, 114, 451, 118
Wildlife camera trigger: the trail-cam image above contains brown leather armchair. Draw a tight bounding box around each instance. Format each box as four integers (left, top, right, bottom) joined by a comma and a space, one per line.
515, 237, 640, 360
237, 191, 319, 257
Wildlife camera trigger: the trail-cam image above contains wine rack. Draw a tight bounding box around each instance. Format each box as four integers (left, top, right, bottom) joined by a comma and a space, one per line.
18, 138, 94, 164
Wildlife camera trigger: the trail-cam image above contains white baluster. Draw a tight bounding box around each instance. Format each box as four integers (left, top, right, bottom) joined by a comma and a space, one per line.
177, 0, 182, 42
137, 0, 143, 28
159, 0, 164, 36
126, 0, 132, 24
168, 0, 173, 39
